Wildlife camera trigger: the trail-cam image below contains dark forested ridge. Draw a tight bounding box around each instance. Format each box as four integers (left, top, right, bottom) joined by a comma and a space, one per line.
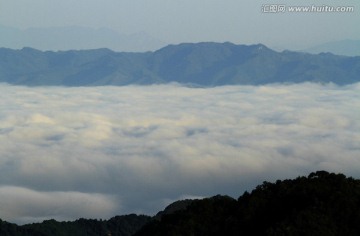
0, 214, 151, 236
135, 171, 360, 236
1, 171, 360, 235
1, 42, 359, 86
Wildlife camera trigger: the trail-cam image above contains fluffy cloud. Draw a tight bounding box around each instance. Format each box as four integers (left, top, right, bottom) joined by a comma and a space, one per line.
0, 83, 359, 224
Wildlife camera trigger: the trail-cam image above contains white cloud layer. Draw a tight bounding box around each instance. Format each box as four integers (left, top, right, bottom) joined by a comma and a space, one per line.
0, 83, 359, 224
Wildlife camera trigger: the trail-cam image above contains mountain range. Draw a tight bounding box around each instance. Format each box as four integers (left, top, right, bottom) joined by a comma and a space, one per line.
1, 42, 359, 86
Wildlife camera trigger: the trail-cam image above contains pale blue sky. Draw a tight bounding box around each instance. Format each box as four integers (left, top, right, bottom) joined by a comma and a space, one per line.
0, 0, 359, 50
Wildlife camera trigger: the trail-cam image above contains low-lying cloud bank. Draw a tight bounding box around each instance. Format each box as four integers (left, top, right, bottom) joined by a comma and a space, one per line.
0, 186, 116, 224
0, 83, 359, 224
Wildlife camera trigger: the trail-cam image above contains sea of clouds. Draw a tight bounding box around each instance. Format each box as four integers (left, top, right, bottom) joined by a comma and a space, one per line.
0, 83, 359, 224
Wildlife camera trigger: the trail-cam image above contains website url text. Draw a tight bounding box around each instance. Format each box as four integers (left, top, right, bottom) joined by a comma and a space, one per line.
262, 5, 355, 13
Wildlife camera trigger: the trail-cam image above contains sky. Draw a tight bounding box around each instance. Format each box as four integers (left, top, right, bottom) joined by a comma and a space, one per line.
0, 0, 359, 50
0, 83, 359, 224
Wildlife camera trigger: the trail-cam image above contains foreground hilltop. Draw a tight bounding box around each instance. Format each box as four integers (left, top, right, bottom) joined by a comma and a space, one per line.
1, 171, 360, 235
136, 171, 360, 236
0, 42, 359, 86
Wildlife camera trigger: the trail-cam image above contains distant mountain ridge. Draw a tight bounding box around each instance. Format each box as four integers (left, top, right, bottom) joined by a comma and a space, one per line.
0, 25, 165, 52
1, 42, 359, 86
304, 39, 360, 57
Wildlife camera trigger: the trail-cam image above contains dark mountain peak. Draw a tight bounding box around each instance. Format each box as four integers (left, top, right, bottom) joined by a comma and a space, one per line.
17, 47, 45, 57
154, 199, 195, 220
155, 42, 270, 54
154, 42, 226, 54
20, 47, 41, 52
252, 43, 273, 52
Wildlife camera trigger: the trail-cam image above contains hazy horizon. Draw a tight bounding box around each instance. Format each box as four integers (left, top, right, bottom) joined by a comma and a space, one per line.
1, 24, 360, 53
1, 0, 359, 51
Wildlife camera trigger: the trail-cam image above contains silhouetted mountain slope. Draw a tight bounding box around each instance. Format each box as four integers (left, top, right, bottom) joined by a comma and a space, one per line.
135, 171, 360, 236
1, 42, 359, 86
154, 199, 195, 220
1, 171, 360, 235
